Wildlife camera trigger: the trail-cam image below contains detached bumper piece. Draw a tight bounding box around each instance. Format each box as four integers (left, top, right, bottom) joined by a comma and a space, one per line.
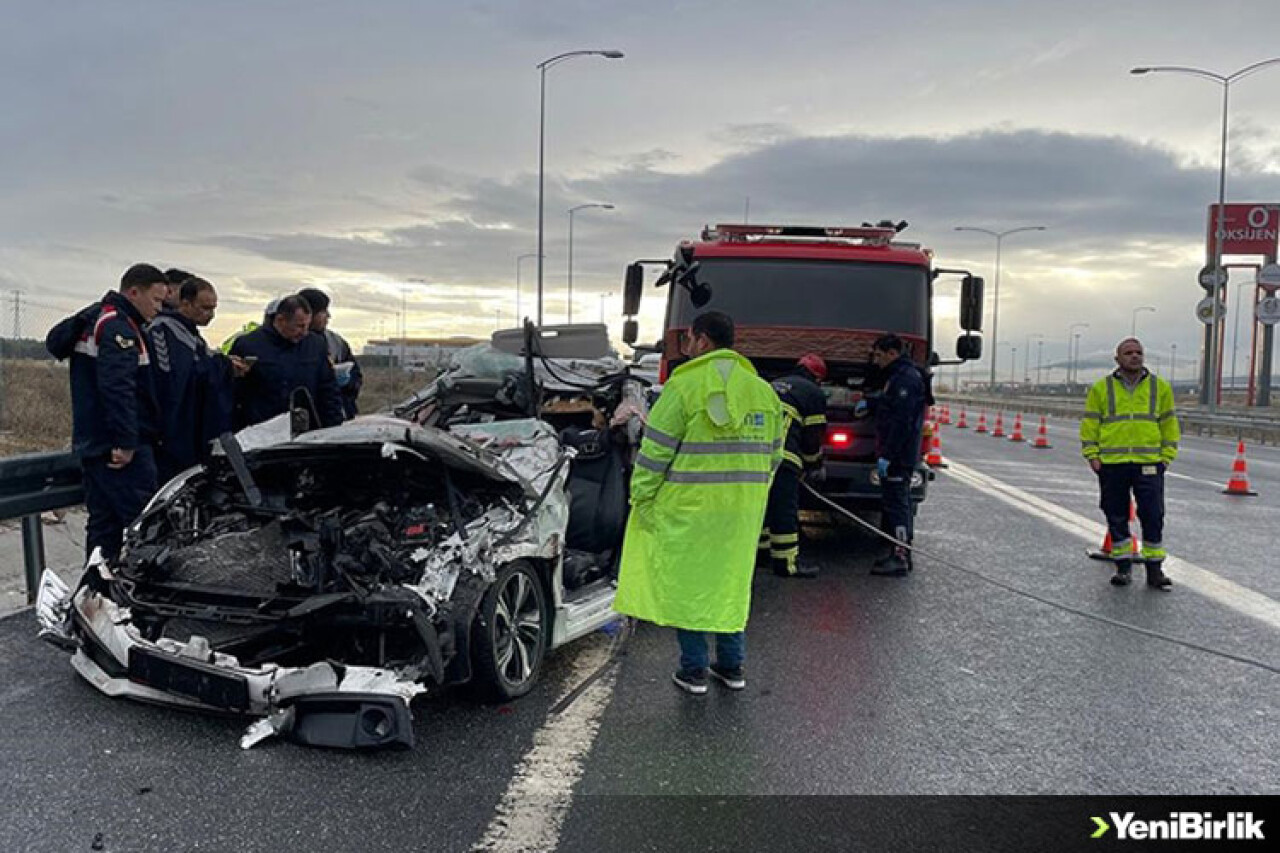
281, 693, 414, 750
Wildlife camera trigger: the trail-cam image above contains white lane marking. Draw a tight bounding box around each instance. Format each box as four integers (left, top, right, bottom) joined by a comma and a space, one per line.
942, 460, 1280, 631
472, 637, 617, 853
1166, 470, 1228, 488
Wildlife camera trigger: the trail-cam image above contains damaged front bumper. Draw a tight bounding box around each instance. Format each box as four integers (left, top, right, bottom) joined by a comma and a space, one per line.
38, 564, 424, 750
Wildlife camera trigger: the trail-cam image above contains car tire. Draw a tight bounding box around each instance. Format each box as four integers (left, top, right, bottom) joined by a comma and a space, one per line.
472, 560, 549, 701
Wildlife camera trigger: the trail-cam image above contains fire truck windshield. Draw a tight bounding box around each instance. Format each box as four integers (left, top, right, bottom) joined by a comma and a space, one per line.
668, 258, 928, 333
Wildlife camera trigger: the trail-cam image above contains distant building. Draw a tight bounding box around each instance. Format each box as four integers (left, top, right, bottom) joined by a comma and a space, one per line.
361, 337, 483, 371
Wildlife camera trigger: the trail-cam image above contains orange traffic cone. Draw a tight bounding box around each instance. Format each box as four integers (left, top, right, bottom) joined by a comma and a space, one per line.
1032, 416, 1052, 449
956, 408, 969, 429
940, 405, 951, 426
992, 412, 1006, 438
975, 411, 988, 433
926, 427, 947, 468
1088, 500, 1142, 562
1008, 413, 1026, 442
1223, 440, 1258, 496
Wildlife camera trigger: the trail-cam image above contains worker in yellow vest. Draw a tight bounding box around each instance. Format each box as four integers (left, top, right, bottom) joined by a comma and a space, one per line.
614, 311, 783, 695
1080, 338, 1179, 589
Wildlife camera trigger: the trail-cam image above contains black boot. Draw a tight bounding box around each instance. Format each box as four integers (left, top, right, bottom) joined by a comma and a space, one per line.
1110, 559, 1132, 587
1146, 562, 1172, 590
871, 551, 910, 577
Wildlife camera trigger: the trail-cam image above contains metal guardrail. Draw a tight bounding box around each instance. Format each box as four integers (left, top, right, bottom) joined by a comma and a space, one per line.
0, 450, 83, 604
941, 395, 1280, 445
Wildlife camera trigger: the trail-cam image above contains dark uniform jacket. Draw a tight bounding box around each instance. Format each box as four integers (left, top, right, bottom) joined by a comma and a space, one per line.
321, 328, 363, 419
872, 354, 927, 469
46, 291, 161, 459
148, 309, 234, 478
229, 323, 344, 429
770, 370, 827, 471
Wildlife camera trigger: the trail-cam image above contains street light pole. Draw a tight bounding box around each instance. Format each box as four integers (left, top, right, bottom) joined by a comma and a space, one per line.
1131, 58, 1280, 412
954, 225, 1047, 389
599, 291, 613, 323
1036, 339, 1044, 387
1231, 281, 1254, 391
516, 253, 540, 325
1024, 333, 1043, 383
537, 50, 624, 327
1131, 305, 1156, 337
1068, 322, 1089, 387
1170, 342, 1178, 386
1010, 346, 1017, 384
567, 202, 614, 324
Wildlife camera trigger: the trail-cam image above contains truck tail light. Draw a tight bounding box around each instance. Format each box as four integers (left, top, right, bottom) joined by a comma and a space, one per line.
826, 427, 852, 449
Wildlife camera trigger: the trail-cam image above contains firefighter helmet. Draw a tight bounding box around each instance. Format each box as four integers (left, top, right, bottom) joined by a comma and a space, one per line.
798, 353, 828, 381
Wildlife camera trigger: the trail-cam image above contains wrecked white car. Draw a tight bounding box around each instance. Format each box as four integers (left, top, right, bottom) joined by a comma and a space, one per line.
38, 324, 645, 750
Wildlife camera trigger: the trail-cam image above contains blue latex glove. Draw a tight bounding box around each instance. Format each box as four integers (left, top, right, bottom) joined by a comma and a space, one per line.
876, 458, 890, 479
853, 399, 869, 419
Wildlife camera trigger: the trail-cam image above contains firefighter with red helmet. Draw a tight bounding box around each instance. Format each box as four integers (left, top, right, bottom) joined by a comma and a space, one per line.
760, 353, 829, 578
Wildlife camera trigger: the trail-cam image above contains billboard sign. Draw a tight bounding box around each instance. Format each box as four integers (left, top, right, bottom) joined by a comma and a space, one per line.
1207, 204, 1280, 257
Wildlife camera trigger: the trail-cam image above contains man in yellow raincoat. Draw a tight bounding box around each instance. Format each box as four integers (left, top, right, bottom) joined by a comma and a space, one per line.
614, 311, 783, 695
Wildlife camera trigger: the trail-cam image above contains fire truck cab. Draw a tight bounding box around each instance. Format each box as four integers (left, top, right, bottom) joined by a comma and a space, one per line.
621, 222, 984, 511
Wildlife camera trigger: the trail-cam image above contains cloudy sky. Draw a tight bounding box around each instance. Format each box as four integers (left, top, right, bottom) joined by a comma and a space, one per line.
3, 0, 1279, 380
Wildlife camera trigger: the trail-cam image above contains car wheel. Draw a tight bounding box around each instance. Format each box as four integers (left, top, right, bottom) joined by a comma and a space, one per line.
473, 560, 548, 701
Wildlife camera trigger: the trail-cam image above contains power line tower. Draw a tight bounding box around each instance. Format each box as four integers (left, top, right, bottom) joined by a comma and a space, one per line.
11, 290, 21, 339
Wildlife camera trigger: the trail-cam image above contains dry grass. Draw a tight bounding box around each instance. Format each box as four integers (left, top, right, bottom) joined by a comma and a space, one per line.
358, 366, 434, 414
0, 360, 432, 457
0, 359, 72, 455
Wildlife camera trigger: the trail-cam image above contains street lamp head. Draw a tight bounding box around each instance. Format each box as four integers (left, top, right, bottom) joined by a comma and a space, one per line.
1130, 67, 1152, 75
601, 203, 615, 210
600, 50, 625, 59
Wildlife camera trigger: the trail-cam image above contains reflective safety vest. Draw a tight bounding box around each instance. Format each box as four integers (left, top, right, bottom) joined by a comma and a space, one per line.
219, 321, 259, 354
614, 348, 784, 633
1080, 370, 1179, 465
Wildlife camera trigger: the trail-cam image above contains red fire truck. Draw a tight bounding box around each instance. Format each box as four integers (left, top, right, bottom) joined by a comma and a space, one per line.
621, 222, 985, 510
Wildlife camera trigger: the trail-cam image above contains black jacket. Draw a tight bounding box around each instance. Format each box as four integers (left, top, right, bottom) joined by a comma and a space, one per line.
229, 324, 344, 430
872, 355, 927, 468
770, 370, 827, 470
321, 328, 363, 419
148, 309, 235, 479
48, 291, 161, 459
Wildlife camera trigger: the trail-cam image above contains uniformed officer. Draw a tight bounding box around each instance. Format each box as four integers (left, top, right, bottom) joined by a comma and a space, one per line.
1081, 338, 1179, 589
47, 263, 167, 561
149, 277, 249, 481
761, 353, 828, 578
299, 287, 363, 420
229, 294, 344, 430
864, 334, 927, 577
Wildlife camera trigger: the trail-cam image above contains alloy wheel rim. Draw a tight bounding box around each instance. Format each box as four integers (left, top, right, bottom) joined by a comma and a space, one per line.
493, 570, 543, 685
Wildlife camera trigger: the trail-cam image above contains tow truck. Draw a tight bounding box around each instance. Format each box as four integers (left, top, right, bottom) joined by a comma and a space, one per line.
620, 222, 985, 511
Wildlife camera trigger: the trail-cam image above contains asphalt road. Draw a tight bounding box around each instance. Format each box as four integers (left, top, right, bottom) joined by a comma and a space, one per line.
1, 417, 1277, 852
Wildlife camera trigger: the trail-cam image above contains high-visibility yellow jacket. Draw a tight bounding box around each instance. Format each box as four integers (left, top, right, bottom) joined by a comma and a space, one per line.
219, 321, 259, 355
1080, 370, 1179, 465
613, 348, 783, 633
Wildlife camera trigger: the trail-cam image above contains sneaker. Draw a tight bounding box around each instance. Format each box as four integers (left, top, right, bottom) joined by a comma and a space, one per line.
710, 664, 746, 690
672, 668, 708, 695
1146, 565, 1172, 590
870, 554, 910, 577
1110, 568, 1132, 587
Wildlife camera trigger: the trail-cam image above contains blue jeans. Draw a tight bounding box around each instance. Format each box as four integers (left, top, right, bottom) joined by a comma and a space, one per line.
677, 629, 745, 672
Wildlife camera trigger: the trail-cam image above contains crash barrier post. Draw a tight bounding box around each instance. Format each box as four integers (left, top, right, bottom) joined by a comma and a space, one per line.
1223, 440, 1258, 496
1088, 499, 1141, 563
0, 451, 84, 604
1032, 416, 1052, 449
1009, 413, 1026, 442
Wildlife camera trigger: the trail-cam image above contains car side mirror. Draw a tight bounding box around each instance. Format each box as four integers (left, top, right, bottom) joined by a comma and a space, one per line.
690, 282, 712, 309
960, 275, 984, 331
622, 319, 639, 345
623, 264, 644, 316
957, 334, 982, 361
